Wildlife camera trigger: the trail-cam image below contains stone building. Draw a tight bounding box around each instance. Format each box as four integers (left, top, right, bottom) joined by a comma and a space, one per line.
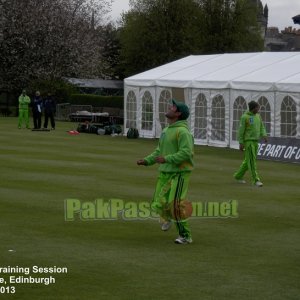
265, 26, 300, 51
264, 12, 300, 51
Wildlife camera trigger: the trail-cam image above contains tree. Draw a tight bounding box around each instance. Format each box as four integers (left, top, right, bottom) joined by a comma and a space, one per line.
119, 0, 264, 77
199, 0, 264, 53
98, 23, 123, 80
0, 0, 112, 92
120, 0, 202, 77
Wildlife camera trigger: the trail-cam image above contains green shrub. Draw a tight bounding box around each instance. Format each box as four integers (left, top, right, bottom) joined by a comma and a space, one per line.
28, 78, 79, 103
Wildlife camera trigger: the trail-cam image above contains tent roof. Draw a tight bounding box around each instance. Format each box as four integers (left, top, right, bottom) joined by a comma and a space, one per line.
125, 52, 300, 92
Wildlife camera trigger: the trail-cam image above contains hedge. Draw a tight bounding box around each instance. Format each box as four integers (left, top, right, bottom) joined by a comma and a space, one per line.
69, 94, 123, 109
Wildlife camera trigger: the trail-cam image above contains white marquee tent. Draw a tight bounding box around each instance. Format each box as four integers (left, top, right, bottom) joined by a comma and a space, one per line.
124, 52, 300, 148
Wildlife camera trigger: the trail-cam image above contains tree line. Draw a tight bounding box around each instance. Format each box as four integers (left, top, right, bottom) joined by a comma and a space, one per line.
0, 0, 264, 94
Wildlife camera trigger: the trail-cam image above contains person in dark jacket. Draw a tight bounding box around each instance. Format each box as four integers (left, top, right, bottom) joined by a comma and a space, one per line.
32, 91, 43, 129
43, 93, 56, 130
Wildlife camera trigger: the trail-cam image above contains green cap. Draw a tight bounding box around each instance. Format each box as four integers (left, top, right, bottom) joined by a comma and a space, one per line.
172, 99, 190, 120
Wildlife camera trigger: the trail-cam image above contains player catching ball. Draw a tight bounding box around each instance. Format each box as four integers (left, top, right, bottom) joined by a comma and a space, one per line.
137, 99, 194, 244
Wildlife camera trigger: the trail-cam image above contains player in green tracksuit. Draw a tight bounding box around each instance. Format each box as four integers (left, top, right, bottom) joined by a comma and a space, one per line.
137, 99, 194, 244
18, 90, 31, 129
234, 101, 267, 187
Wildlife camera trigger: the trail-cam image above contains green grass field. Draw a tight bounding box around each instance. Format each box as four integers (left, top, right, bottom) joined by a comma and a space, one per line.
0, 117, 299, 300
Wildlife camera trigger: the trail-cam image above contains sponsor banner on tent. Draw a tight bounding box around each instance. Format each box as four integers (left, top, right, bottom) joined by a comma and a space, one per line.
258, 137, 300, 164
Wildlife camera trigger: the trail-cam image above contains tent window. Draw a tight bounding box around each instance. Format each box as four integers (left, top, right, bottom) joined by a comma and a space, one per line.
126, 90, 137, 128
258, 97, 271, 136
194, 93, 207, 140
281, 96, 297, 137
142, 91, 153, 130
211, 95, 225, 141
232, 96, 247, 141
159, 90, 171, 130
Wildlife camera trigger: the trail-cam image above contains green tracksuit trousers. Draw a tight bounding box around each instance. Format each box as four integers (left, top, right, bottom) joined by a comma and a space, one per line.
151, 172, 192, 239
18, 109, 30, 129
234, 140, 260, 184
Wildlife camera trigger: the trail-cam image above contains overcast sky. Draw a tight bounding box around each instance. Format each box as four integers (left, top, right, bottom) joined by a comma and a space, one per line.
110, 0, 300, 31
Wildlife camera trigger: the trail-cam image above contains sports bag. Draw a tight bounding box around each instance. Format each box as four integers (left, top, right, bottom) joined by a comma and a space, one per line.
127, 128, 139, 139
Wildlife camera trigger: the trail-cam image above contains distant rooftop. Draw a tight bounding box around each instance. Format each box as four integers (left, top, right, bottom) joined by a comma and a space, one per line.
66, 78, 123, 89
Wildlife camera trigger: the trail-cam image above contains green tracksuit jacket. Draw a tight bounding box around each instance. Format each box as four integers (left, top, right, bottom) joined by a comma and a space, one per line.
144, 120, 194, 172
19, 95, 31, 110
238, 111, 266, 144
